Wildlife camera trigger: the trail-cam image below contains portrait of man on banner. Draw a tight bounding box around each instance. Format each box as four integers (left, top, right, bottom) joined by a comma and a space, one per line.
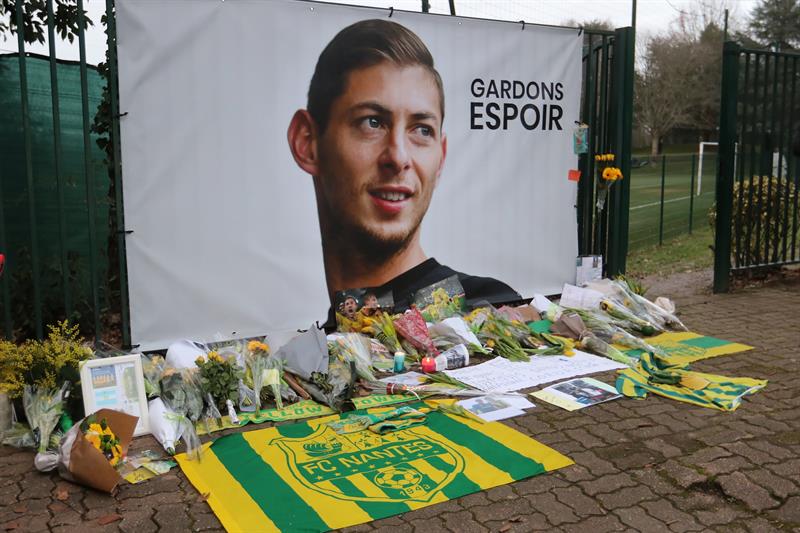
287, 19, 522, 323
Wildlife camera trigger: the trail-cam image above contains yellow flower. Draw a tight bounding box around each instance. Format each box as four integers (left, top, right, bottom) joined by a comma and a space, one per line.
602, 167, 623, 181
195, 356, 206, 365
248, 340, 269, 353
208, 351, 223, 363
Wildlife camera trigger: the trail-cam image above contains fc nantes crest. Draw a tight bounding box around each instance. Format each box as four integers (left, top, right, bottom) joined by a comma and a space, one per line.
271, 425, 464, 504
176, 401, 573, 532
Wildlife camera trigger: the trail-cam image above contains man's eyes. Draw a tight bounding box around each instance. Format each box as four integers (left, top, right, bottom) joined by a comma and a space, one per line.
415, 125, 434, 137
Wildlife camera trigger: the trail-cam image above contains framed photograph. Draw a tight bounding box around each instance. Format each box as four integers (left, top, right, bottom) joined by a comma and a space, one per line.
80, 354, 150, 436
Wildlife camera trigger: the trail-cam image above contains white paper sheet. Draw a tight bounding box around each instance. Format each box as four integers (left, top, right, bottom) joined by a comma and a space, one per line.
559, 283, 604, 310
443, 350, 626, 392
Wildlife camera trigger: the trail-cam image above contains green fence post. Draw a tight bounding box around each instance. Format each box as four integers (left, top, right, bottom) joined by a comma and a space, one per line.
76, 0, 102, 343
106, 0, 132, 348
659, 154, 666, 245
47, 0, 72, 318
714, 42, 741, 293
606, 26, 634, 276
689, 154, 696, 234
16, 0, 44, 339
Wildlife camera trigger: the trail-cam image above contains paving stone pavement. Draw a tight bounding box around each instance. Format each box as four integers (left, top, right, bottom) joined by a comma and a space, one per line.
1, 270, 798, 532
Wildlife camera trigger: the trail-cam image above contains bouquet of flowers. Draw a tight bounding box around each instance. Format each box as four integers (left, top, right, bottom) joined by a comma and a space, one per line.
328, 333, 377, 382
34, 408, 137, 493
142, 355, 166, 399
594, 153, 623, 210
245, 340, 281, 412
467, 308, 539, 362
394, 307, 438, 357
196, 351, 242, 412
23, 383, 69, 453
428, 316, 488, 355
160, 367, 204, 459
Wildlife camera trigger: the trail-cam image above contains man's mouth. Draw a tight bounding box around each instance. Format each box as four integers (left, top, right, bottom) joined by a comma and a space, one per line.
369, 187, 414, 215
371, 190, 412, 202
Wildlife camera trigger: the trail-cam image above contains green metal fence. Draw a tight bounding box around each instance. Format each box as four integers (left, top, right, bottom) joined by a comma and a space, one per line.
628, 153, 718, 249
577, 27, 635, 277
0, 0, 126, 344
714, 42, 800, 292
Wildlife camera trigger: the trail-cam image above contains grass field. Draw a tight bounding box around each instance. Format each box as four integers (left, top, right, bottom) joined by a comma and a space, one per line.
627, 152, 718, 251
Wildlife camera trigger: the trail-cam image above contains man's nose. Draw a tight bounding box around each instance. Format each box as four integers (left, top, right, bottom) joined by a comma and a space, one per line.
379, 127, 411, 174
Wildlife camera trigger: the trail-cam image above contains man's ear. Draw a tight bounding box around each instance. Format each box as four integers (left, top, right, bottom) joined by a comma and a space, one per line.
287, 109, 320, 176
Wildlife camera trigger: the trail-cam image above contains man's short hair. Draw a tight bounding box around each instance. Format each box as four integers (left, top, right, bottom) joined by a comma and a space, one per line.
307, 19, 445, 134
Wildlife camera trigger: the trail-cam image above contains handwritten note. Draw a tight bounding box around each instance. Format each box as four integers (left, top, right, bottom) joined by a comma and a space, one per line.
443, 351, 626, 392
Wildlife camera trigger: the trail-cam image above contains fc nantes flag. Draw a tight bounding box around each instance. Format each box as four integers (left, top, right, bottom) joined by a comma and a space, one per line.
177, 401, 572, 532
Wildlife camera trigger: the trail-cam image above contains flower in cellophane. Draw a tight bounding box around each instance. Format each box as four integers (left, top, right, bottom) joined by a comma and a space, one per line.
594, 153, 623, 210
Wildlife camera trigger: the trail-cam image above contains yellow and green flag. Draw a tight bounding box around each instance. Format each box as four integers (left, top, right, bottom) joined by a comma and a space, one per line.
619, 331, 753, 365
616, 352, 767, 411
177, 401, 572, 532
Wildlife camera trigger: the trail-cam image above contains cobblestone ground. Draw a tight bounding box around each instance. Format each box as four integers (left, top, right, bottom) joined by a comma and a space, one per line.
1, 270, 798, 532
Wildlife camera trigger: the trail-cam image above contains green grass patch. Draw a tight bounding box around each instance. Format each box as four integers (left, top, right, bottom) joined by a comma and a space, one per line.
626, 224, 715, 278
627, 153, 717, 250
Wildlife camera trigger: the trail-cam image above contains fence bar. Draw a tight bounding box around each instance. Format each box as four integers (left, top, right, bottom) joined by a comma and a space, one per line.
776, 54, 789, 263
606, 27, 633, 276
714, 41, 741, 293
764, 52, 780, 264
744, 55, 761, 266
790, 56, 799, 261
16, 0, 44, 338
106, 0, 132, 348
753, 54, 771, 263
76, 0, 102, 343
577, 34, 597, 255
0, 164, 12, 339
47, 0, 72, 318
734, 54, 752, 268
689, 154, 696, 234
658, 154, 666, 246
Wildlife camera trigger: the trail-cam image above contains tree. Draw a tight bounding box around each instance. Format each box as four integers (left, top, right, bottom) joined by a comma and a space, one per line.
0, 0, 90, 44
748, 0, 800, 50
635, 37, 699, 158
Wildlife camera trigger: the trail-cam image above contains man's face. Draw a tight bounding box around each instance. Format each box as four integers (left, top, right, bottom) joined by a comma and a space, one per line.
342, 297, 358, 318
314, 62, 446, 255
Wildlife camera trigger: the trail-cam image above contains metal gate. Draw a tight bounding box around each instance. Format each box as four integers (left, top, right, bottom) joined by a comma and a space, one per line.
577, 28, 635, 277
714, 42, 800, 292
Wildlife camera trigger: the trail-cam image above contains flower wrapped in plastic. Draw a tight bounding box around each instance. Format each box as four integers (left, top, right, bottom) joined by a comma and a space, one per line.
594, 153, 623, 210
142, 355, 166, 399
328, 333, 377, 382
23, 383, 69, 454
159, 367, 204, 459
394, 307, 438, 357
427, 316, 488, 355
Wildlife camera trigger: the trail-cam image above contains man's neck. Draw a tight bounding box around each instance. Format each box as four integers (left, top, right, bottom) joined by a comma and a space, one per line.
322, 233, 428, 298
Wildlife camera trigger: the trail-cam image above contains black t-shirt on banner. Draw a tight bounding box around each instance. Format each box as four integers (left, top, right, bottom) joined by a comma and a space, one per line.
322, 258, 523, 330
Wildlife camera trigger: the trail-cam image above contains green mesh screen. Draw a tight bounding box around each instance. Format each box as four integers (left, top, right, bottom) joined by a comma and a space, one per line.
0, 53, 110, 339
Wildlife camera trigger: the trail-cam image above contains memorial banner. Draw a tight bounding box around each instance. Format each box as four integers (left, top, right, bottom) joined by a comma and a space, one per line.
117, 0, 583, 349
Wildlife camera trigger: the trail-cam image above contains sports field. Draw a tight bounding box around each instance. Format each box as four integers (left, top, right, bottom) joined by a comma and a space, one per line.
628, 153, 718, 250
